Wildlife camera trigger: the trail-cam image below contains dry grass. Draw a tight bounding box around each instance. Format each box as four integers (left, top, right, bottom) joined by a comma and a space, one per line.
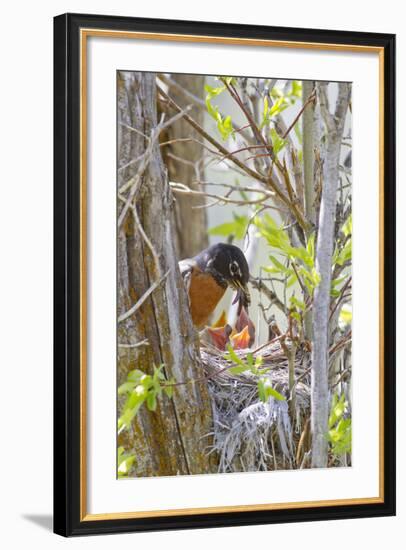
200, 334, 351, 472
200, 340, 311, 472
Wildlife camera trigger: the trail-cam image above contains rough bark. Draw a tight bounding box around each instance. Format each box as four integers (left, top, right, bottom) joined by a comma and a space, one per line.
311, 82, 350, 468
162, 74, 208, 260
117, 71, 214, 476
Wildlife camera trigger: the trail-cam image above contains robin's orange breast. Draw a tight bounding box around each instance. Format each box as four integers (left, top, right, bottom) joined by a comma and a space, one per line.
188, 267, 226, 329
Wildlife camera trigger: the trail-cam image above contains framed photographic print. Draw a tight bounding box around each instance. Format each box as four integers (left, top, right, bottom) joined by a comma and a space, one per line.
53, 13, 396, 536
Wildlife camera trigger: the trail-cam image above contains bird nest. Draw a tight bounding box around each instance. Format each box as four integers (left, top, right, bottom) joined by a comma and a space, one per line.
200, 339, 312, 473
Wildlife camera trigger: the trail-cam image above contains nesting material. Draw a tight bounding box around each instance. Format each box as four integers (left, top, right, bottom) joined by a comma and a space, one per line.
200, 340, 312, 472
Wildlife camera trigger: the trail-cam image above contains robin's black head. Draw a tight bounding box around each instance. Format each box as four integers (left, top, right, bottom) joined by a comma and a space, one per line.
195, 243, 251, 312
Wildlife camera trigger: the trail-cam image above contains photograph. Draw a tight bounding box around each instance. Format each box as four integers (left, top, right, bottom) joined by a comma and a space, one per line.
116, 71, 353, 478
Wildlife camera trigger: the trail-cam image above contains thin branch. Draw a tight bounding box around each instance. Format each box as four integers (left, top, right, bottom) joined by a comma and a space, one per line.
118, 340, 150, 349
118, 270, 170, 323
170, 181, 274, 206
158, 74, 254, 144
282, 89, 316, 139
159, 137, 221, 157
118, 121, 148, 139
158, 82, 310, 233
158, 74, 207, 109
249, 276, 287, 315
329, 276, 352, 321
118, 108, 192, 227
157, 84, 270, 186
118, 194, 162, 279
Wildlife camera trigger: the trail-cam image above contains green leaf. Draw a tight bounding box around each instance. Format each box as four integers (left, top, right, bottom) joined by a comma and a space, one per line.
328, 393, 346, 428
118, 400, 142, 431
257, 377, 285, 402
118, 381, 136, 395
140, 375, 153, 390
205, 84, 234, 141
217, 115, 233, 141
208, 213, 248, 239
204, 83, 226, 98
342, 214, 352, 237
269, 254, 288, 273
146, 391, 157, 411
254, 214, 291, 250
290, 311, 301, 322
224, 344, 246, 367
229, 365, 250, 375
311, 268, 321, 286
118, 449, 136, 477
257, 378, 266, 402
163, 385, 174, 399
290, 80, 302, 99
328, 408, 352, 456
336, 240, 352, 266
219, 76, 236, 86
262, 266, 281, 274
288, 246, 314, 268
286, 274, 297, 288
331, 275, 347, 288
263, 96, 269, 120
246, 353, 254, 368
126, 385, 147, 409
127, 369, 147, 383
269, 97, 288, 117
205, 97, 218, 119
339, 304, 352, 325
289, 295, 306, 311
153, 365, 165, 393
270, 127, 287, 155
306, 233, 315, 260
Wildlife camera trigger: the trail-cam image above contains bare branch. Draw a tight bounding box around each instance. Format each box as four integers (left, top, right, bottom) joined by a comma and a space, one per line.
118, 270, 170, 323
118, 340, 150, 349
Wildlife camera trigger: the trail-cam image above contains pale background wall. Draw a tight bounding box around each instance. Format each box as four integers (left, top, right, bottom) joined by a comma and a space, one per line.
0, 0, 402, 547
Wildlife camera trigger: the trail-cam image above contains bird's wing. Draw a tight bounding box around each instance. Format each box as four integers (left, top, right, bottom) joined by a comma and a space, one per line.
178, 258, 196, 300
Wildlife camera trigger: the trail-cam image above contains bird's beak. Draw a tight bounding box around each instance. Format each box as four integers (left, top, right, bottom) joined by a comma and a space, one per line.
231, 280, 251, 314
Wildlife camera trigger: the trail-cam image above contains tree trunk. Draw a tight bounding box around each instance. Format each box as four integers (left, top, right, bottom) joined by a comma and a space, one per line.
162, 74, 208, 260
302, 80, 316, 341
117, 71, 215, 476
311, 82, 350, 468
303, 80, 316, 228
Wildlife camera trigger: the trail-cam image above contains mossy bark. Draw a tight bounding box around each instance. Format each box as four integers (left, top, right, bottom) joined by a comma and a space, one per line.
117, 71, 215, 476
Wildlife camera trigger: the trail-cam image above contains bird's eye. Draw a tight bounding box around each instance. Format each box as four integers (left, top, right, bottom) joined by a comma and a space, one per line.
229, 260, 240, 277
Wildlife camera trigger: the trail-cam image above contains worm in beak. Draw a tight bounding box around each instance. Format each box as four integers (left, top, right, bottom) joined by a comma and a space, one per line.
231, 280, 251, 315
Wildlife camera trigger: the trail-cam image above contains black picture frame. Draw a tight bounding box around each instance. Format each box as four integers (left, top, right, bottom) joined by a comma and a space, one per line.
54, 12, 396, 537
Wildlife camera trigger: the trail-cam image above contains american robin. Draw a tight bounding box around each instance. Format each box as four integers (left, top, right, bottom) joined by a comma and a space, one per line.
179, 243, 251, 329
